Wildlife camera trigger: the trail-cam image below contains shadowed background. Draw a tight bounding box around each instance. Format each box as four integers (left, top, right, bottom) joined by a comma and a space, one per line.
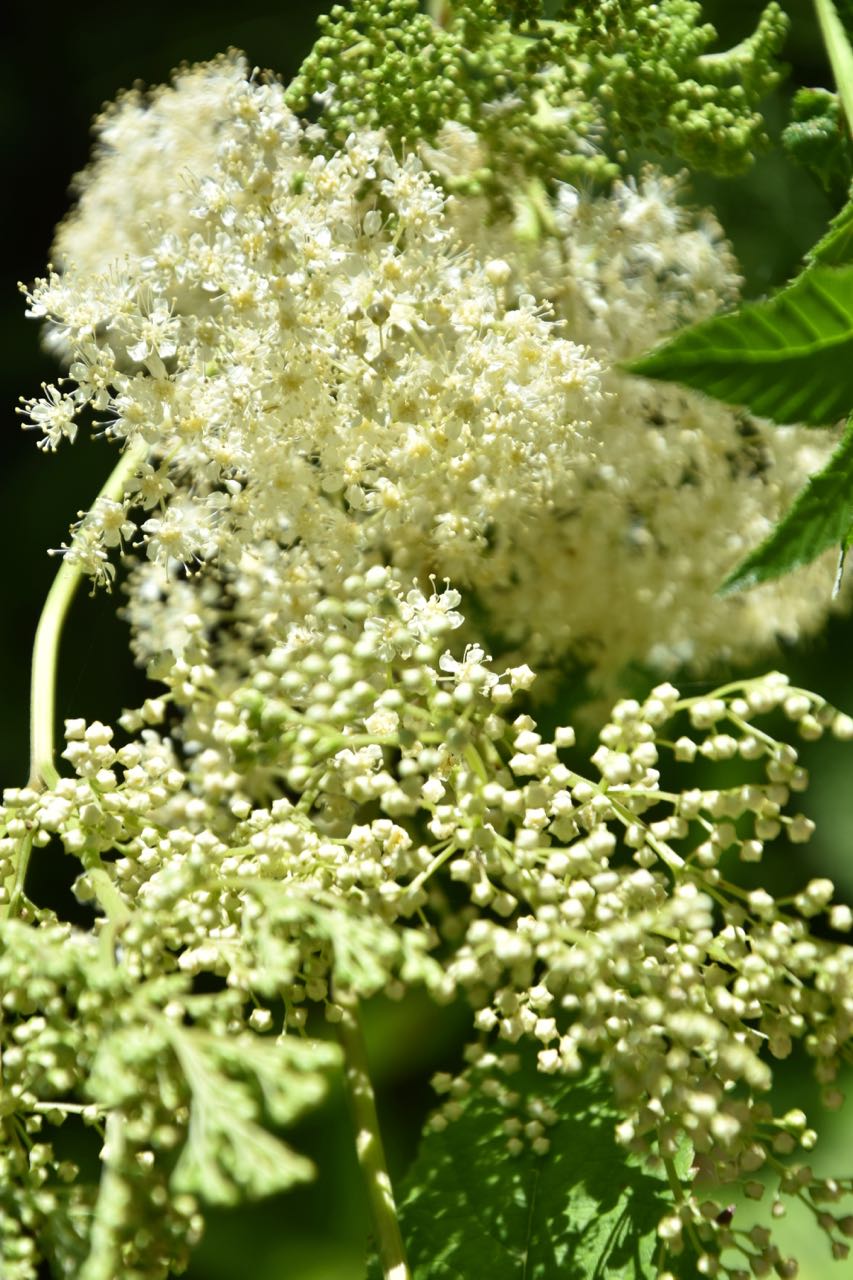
2, 2, 852, 1276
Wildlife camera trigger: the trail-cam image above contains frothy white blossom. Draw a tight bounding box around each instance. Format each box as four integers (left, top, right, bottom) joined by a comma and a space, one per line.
22, 55, 843, 689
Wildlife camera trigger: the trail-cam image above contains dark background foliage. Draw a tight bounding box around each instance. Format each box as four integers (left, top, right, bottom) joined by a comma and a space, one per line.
2, 3, 852, 1276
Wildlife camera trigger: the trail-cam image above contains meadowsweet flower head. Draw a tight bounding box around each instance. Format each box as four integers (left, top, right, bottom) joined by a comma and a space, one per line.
22, 56, 844, 690
7, 31, 853, 1280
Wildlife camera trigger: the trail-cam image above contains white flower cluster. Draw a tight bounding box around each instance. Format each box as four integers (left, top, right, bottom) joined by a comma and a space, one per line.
23, 54, 841, 688
9, 50, 853, 1280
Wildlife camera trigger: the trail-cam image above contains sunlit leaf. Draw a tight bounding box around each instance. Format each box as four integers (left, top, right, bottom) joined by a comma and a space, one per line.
167, 1027, 340, 1205
723, 414, 853, 592
372, 1054, 689, 1279
627, 265, 853, 426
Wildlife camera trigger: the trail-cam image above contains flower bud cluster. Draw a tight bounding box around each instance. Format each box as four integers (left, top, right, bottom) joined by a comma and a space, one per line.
3, 575, 852, 1273
288, 0, 789, 191
7, 33, 853, 1280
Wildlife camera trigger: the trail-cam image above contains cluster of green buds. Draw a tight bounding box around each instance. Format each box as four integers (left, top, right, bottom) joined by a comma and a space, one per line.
287, 0, 790, 206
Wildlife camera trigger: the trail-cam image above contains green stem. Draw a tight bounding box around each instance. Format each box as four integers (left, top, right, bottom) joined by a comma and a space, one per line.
402, 841, 456, 902
83, 861, 133, 967
336, 993, 411, 1280
83, 863, 133, 928
6, 833, 34, 919
78, 1109, 131, 1280
427, 0, 451, 27
814, 0, 853, 132
662, 1154, 704, 1259
28, 438, 147, 790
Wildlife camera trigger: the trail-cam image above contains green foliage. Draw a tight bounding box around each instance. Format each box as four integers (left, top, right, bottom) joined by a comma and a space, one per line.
782, 88, 853, 199
627, 247, 853, 588
816, 0, 853, 128
0, 917, 341, 1278
0, 922, 193, 1280
626, 0, 853, 595
628, 264, 853, 428
369, 1052, 687, 1279
625, 262, 850, 427
287, 0, 789, 204
167, 1029, 338, 1204
722, 414, 853, 591
809, 193, 853, 265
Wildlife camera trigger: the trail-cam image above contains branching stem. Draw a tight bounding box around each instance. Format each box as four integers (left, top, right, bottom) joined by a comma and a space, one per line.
28, 437, 147, 790
336, 992, 411, 1280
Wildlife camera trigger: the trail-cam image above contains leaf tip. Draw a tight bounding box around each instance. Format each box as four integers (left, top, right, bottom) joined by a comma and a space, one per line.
717, 569, 751, 597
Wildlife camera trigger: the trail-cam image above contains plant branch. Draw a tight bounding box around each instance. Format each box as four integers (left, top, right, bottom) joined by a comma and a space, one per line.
6, 832, 34, 920
336, 992, 411, 1280
28, 438, 147, 790
79, 1108, 131, 1280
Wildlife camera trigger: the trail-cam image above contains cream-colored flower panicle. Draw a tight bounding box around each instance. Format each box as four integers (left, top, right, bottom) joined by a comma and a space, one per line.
9, 21, 853, 1280
432, 134, 843, 677
24, 54, 841, 689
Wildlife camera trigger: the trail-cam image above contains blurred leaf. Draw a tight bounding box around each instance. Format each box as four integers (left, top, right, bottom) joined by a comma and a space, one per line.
723, 414, 853, 592
815, 0, 853, 138
169, 1028, 340, 1205
238, 882, 442, 997
372, 1055, 685, 1279
627, 265, 853, 426
783, 88, 853, 199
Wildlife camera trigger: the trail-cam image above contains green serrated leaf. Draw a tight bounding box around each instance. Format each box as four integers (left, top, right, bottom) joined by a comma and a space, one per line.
809, 196, 853, 266
627, 265, 853, 426
373, 1055, 687, 1279
172, 1096, 312, 1206
722, 414, 853, 592
239, 882, 442, 997
168, 1027, 339, 1205
208, 1031, 341, 1128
